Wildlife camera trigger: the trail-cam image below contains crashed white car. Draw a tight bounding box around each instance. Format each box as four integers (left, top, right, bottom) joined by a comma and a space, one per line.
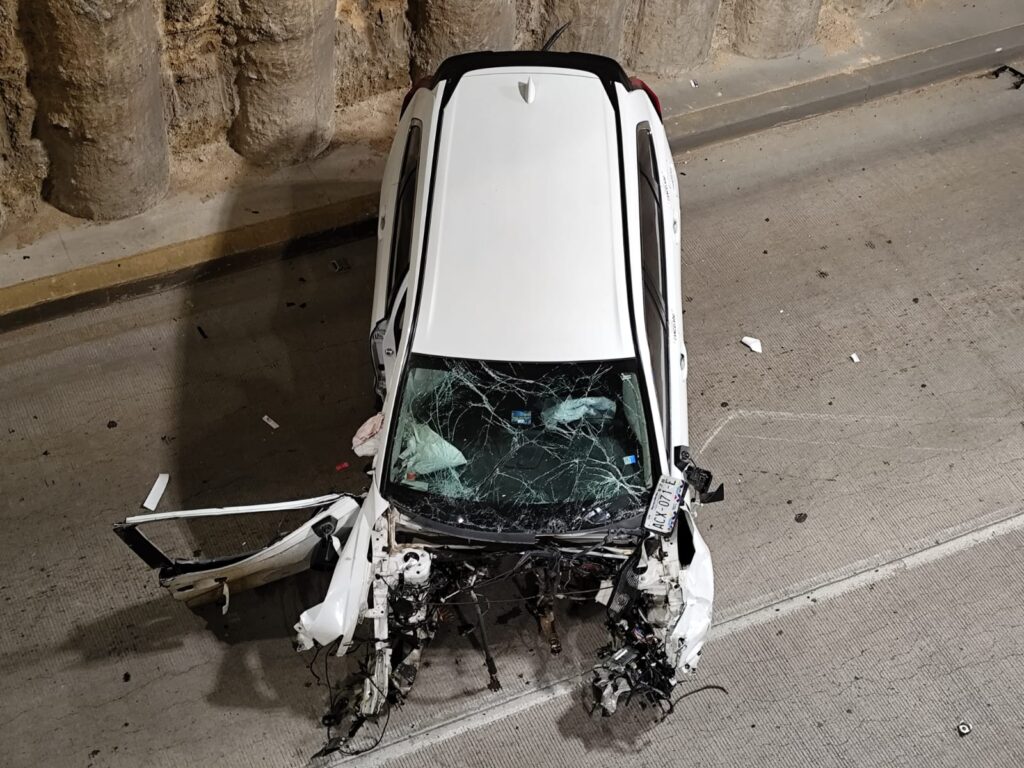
116, 50, 721, 743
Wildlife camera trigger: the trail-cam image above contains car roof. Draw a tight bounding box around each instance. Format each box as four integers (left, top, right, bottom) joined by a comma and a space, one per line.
410, 67, 635, 363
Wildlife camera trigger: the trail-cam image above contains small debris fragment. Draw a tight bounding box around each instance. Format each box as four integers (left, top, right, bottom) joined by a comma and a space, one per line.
142, 473, 169, 511
957, 721, 972, 737
817, 269, 829, 279
850, 353, 860, 363
196, 325, 208, 340
107, 420, 118, 429
741, 336, 763, 354
262, 415, 280, 430
334, 461, 350, 472
794, 512, 808, 523
689, 79, 698, 88
122, 672, 131, 682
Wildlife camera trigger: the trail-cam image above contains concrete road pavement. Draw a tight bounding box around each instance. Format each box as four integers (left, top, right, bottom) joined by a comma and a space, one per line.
1, 73, 1022, 767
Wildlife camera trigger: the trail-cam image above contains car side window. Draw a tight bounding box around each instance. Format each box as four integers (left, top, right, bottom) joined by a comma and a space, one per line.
386, 121, 422, 315
636, 124, 670, 442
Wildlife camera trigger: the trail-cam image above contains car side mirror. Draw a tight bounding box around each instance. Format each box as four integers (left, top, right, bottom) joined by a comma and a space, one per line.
674, 446, 724, 504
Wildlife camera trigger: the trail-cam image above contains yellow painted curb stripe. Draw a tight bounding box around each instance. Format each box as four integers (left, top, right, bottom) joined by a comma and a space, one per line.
0, 194, 379, 319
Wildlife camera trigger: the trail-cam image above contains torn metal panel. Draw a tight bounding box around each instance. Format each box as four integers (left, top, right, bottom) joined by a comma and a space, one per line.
116, 494, 360, 605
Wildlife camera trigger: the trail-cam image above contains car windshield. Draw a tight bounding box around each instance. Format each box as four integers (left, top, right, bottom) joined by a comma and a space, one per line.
384, 354, 656, 534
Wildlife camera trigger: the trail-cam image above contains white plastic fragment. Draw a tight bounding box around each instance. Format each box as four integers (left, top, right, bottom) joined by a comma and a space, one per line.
741, 336, 763, 354
141, 473, 169, 511
262, 415, 280, 430
689, 79, 698, 88
850, 353, 861, 363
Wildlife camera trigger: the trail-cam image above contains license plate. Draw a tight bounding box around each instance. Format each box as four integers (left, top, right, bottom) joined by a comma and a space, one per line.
644, 475, 684, 534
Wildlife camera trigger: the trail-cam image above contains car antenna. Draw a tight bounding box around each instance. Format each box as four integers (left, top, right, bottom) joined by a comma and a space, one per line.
541, 20, 571, 52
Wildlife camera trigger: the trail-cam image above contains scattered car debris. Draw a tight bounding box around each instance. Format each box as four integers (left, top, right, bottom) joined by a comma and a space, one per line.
689, 79, 698, 88
794, 512, 808, 523
196, 325, 208, 340
262, 415, 280, 430
141, 473, 169, 511
850, 353, 860, 363
957, 720, 972, 737
334, 461, 350, 472
107, 420, 118, 429
989, 64, 1024, 89
741, 336, 763, 354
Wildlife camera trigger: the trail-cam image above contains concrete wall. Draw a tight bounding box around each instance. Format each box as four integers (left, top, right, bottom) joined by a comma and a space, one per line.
0, 0, 901, 233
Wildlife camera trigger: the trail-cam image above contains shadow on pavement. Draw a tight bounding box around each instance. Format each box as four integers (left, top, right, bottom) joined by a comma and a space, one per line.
119, 138, 381, 717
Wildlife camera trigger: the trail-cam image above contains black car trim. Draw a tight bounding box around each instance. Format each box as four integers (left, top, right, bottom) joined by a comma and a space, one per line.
432, 50, 631, 109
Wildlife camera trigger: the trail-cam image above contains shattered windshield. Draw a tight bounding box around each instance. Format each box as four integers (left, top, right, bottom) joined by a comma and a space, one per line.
384, 354, 656, 534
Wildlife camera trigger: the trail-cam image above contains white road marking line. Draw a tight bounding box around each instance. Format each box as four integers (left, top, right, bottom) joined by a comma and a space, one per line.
697, 411, 736, 453
734, 408, 1021, 425
336, 504, 1024, 766
713, 503, 1024, 634
731, 432, 953, 453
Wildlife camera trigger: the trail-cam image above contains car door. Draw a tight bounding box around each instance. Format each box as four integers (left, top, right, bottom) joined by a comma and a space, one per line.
114, 494, 361, 606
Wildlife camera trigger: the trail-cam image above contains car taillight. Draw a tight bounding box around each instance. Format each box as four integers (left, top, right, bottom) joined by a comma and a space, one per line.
401, 77, 433, 115
629, 77, 662, 118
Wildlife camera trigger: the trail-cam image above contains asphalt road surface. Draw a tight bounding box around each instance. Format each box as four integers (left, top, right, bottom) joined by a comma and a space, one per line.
2, 73, 1023, 768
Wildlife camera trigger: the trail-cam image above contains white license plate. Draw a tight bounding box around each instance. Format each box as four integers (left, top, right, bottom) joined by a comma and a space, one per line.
644, 475, 684, 534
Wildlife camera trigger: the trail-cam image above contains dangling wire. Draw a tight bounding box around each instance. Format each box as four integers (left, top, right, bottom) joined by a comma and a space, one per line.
541, 21, 571, 52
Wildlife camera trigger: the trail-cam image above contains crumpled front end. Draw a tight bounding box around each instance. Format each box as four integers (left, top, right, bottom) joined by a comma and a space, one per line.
592, 491, 714, 714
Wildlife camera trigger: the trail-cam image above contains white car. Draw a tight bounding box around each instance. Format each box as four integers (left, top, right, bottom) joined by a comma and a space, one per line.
116, 51, 721, 745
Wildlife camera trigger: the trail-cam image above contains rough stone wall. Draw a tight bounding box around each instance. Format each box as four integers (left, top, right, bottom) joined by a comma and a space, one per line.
733, 0, 824, 58
626, 0, 721, 74
409, 0, 516, 80
830, 0, 895, 17
0, 0, 904, 235
336, 0, 410, 107
222, 0, 337, 166
21, 0, 170, 220
0, 0, 45, 232
163, 0, 235, 150
543, 0, 629, 58
514, 0, 546, 50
